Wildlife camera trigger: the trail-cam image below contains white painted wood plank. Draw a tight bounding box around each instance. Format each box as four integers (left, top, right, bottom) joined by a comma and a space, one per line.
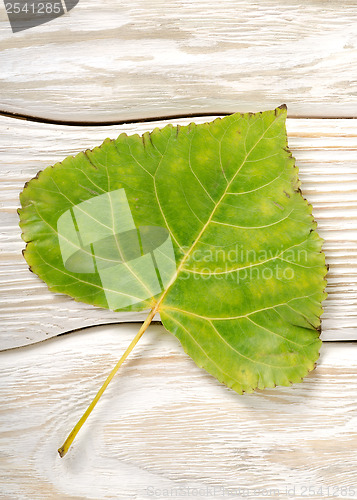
0, 0, 356, 120
0, 115, 356, 349
0, 325, 356, 499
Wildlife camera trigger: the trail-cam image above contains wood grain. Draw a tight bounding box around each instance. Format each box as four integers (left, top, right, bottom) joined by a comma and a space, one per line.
1, 115, 356, 349
0, 324, 356, 499
0, 0, 357, 121
1, 1, 356, 496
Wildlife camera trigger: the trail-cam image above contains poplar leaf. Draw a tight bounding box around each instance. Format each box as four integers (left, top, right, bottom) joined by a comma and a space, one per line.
19, 106, 327, 393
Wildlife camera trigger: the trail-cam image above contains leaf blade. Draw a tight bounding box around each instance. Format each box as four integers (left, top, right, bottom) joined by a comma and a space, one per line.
19, 106, 327, 393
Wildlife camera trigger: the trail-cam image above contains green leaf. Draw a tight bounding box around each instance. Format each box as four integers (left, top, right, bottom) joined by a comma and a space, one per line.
19, 105, 327, 395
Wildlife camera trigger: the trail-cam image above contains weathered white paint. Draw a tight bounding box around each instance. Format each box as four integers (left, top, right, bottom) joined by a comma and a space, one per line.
0, 324, 356, 499
1, 0, 356, 495
0, 0, 357, 120
1, 115, 356, 349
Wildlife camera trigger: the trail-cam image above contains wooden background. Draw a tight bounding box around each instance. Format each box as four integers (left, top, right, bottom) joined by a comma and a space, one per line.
0, 0, 357, 121
0, 0, 356, 498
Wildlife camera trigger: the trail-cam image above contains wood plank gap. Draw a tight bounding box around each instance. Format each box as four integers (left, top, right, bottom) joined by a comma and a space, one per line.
1, 109, 357, 128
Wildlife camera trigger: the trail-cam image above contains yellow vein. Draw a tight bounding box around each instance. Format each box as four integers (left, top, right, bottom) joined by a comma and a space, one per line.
245, 152, 280, 163
107, 190, 154, 299
208, 319, 294, 369
226, 169, 285, 196
72, 166, 107, 193
211, 210, 293, 230
187, 129, 216, 204
179, 182, 205, 225
127, 143, 154, 178
35, 249, 146, 302
164, 311, 243, 390
184, 238, 310, 276
51, 178, 114, 233
32, 203, 122, 265
246, 317, 305, 348
162, 294, 317, 321
153, 133, 185, 252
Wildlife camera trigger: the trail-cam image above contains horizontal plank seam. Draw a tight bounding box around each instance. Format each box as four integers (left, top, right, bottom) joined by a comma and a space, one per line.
0, 321, 356, 355
1, 110, 357, 128
0, 320, 163, 353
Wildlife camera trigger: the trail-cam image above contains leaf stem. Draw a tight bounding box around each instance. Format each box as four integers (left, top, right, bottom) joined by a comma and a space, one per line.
58, 305, 158, 458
